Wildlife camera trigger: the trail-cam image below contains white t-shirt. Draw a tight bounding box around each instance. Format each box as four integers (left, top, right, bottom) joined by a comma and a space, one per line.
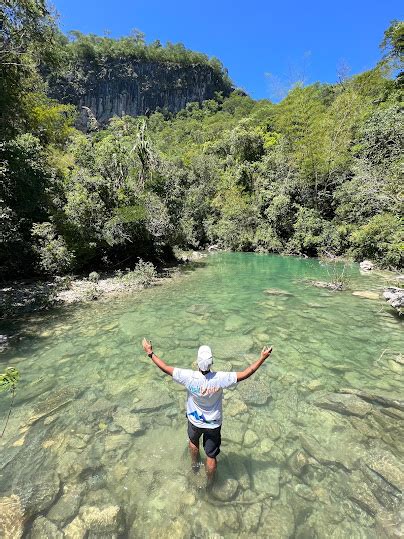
173, 368, 238, 429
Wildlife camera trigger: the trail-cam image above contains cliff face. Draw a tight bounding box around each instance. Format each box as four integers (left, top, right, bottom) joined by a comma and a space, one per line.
48, 58, 232, 127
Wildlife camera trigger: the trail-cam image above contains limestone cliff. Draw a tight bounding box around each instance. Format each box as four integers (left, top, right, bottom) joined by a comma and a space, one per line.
47, 58, 233, 127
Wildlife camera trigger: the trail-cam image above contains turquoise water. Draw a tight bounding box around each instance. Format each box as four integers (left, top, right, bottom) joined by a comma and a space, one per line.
0, 253, 403, 537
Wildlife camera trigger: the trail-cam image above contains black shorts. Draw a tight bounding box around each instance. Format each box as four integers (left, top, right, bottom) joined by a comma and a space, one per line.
187, 420, 221, 458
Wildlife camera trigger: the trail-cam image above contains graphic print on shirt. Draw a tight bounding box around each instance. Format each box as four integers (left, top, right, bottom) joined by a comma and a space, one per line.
188, 410, 211, 423
173, 368, 238, 429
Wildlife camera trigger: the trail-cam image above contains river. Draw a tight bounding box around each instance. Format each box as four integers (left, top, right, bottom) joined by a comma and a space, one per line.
0, 253, 403, 537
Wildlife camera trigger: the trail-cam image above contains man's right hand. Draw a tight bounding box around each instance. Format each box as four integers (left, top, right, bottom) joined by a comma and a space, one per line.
260, 346, 273, 361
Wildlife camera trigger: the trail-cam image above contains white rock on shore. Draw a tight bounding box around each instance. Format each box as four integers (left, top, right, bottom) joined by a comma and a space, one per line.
360, 260, 374, 271
383, 287, 404, 313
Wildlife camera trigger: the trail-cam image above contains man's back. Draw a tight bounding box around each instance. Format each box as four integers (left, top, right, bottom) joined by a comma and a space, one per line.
173, 368, 237, 428
142, 338, 272, 479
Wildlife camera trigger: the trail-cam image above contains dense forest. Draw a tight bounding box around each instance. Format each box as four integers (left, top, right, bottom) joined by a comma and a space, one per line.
1, 1, 403, 279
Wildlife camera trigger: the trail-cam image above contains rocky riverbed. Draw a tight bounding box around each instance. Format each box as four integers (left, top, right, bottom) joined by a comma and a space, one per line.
0, 253, 402, 537
1, 370, 402, 538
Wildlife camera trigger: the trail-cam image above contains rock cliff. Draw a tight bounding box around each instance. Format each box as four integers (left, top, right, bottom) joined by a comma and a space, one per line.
47, 58, 233, 127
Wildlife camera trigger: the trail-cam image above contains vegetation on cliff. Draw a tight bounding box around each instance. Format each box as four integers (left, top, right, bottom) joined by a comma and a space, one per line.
0, 2, 403, 277
54, 30, 231, 78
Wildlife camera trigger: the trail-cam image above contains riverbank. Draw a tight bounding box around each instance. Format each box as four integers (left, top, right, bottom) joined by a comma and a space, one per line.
1, 251, 402, 320
0, 251, 207, 322
1, 250, 401, 338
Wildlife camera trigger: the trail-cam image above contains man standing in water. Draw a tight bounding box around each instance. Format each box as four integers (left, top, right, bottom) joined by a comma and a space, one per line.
142, 338, 272, 481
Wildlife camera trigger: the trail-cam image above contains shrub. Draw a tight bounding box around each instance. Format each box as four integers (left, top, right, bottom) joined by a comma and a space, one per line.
32, 223, 75, 274
349, 213, 403, 269
54, 275, 73, 291
84, 284, 99, 301
121, 259, 157, 287
88, 271, 100, 282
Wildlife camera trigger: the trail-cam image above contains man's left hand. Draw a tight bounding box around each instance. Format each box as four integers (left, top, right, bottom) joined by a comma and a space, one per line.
142, 337, 153, 355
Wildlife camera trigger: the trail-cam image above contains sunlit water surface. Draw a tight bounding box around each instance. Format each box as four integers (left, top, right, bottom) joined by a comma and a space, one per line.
0, 253, 403, 538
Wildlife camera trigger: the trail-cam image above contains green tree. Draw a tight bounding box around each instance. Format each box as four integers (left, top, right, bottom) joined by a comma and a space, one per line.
350, 214, 403, 268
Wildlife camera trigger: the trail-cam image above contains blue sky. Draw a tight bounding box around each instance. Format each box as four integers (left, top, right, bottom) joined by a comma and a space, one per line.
52, 0, 402, 100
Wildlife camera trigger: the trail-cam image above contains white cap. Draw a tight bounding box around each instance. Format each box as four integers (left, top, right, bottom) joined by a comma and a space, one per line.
197, 345, 213, 371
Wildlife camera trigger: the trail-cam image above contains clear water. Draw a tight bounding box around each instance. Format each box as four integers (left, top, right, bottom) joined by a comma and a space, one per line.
0, 253, 403, 538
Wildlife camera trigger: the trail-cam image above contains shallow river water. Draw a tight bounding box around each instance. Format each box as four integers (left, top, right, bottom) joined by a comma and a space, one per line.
0, 253, 403, 538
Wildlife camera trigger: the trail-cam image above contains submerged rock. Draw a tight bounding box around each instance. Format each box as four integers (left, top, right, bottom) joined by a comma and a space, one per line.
0, 495, 25, 539
262, 420, 281, 441
264, 288, 293, 297
299, 434, 351, 470
242, 502, 262, 532
294, 483, 316, 501
225, 398, 248, 418
376, 510, 404, 539
305, 379, 325, 391
260, 504, 295, 539
224, 314, 245, 331
63, 516, 86, 539
47, 487, 82, 524
30, 516, 63, 539
185, 303, 211, 316
360, 462, 401, 512
288, 450, 309, 477
345, 471, 385, 516
362, 451, 404, 492
217, 504, 240, 531
238, 378, 271, 405
105, 433, 133, 452
381, 407, 404, 420
221, 418, 246, 444
352, 290, 380, 300
24, 386, 83, 426
211, 478, 239, 501
209, 335, 254, 359
253, 466, 280, 497
314, 393, 373, 417
16, 469, 61, 517
228, 456, 251, 490
244, 429, 259, 447
79, 505, 124, 535
131, 384, 173, 412
388, 359, 402, 374
338, 388, 404, 411
0, 334, 9, 352
17, 377, 56, 404
309, 280, 343, 291
259, 439, 275, 456
112, 408, 143, 434
147, 520, 193, 539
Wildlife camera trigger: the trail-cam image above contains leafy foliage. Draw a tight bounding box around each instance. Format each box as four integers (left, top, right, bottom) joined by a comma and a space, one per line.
0, 7, 402, 277
120, 259, 157, 287
0, 367, 20, 437
61, 31, 231, 81
31, 222, 75, 274
0, 367, 20, 393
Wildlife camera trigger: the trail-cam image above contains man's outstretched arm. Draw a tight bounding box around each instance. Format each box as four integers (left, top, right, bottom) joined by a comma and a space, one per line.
236, 346, 272, 382
142, 338, 174, 376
